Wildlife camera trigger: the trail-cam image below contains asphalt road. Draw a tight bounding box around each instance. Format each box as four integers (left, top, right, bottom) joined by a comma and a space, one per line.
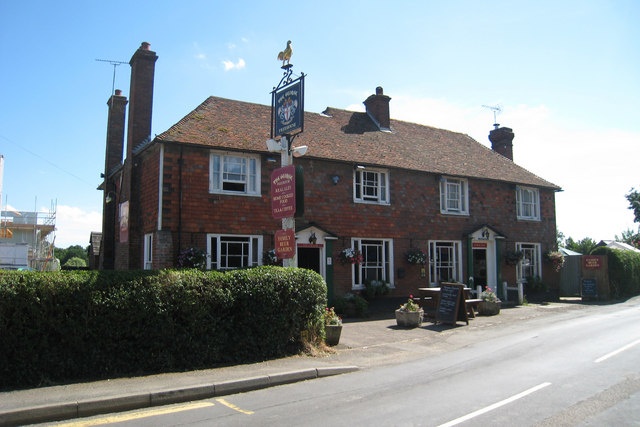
50, 301, 640, 426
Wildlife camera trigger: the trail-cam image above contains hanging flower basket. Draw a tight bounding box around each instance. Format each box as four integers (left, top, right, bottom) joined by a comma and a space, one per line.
263, 249, 280, 266
504, 250, 523, 266
339, 248, 363, 265
177, 247, 207, 269
406, 248, 428, 265
546, 250, 565, 272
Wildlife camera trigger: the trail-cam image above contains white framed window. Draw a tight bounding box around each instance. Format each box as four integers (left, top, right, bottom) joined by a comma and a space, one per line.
351, 238, 393, 288
516, 242, 541, 281
428, 241, 463, 285
354, 167, 389, 204
207, 234, 263, 270
143, 233, 153, 270
440, 177, 468, 215
210, 151, 260, 196
516, 186, 540, 220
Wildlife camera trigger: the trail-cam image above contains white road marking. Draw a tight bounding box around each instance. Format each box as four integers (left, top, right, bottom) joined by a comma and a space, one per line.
437, 382, 552, 427
595, 338, 640, 363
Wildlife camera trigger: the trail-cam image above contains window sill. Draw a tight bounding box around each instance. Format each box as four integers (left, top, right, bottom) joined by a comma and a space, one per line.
440, 211, 469, 216
209, 191, 262, 197
354, 200, 391, 206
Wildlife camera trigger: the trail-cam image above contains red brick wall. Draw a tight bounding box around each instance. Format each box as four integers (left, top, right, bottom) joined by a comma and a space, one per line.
121, 144, 558, 294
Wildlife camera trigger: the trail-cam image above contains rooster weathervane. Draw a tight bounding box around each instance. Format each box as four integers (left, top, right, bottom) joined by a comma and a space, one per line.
277, 40, 293, 68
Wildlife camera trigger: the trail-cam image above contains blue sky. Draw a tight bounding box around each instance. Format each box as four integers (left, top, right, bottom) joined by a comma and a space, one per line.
1, 0, 638, 247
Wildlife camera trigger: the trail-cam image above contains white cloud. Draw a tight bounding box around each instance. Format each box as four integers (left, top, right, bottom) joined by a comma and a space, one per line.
351, 94, 640, 242
222, 58, 246, 71
52, 205, 101, 248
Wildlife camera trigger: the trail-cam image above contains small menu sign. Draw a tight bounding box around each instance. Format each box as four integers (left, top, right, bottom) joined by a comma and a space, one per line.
275, 229, 296, 259
271, 165, 296, 219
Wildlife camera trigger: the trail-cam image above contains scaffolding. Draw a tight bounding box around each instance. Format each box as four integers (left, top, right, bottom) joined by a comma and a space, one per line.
0, 200, 58, 270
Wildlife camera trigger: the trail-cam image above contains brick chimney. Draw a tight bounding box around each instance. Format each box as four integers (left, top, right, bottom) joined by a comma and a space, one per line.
104, 89, 127, 175
126, 42, 158, 158
364, 86, 391, 131
101, 89, 127, 270
489, 126, 515, 161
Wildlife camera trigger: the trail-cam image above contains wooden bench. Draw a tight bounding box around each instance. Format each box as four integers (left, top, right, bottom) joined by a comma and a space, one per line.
465, 298, 482, 318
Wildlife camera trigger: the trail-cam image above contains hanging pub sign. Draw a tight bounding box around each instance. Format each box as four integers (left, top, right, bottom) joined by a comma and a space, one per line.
275, 228, 296, 259
271, 75, 304, 138
271, 165, 296, 219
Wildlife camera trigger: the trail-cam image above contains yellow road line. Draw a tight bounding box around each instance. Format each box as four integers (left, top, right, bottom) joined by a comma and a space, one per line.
56, 401, 215, 426
215, 398, 255, 415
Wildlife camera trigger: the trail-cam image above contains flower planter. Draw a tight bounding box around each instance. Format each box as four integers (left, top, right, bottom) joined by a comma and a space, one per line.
325, 325, 343, 346
395, 309, 424, 328
478, 301, 501, 316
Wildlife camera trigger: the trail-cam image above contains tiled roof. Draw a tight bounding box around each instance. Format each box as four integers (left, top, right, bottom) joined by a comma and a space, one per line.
156, 96, 560, 190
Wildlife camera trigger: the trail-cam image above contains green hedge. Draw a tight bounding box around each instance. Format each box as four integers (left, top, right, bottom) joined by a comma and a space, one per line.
592, 247, 640, 298
0, 267, 326, 389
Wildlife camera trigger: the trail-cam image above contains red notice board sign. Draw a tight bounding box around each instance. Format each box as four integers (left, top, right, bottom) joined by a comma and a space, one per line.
271, 165, 296, 219
583, 255, 602, 270
275, 229, 296, 259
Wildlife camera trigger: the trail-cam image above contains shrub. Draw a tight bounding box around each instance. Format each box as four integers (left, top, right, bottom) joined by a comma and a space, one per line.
592, 247, 640, 298
333, 293, 368, 317
0, 267, 326, 389
361, 280, 390, 299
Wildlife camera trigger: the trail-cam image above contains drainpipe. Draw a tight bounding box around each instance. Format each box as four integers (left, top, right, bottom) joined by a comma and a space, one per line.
177, 146, 183, 254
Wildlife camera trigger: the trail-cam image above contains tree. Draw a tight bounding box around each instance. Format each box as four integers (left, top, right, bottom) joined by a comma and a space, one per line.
564, 237, 597, 255
64, 257, 87, 267
616, 228, 640, 249
55, 245, 89, 266
627, 188, 640, 224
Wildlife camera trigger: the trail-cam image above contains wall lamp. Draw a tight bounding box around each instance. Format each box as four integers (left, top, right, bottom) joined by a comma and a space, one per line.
105, 191, 116, 204
332, 175, 340, 185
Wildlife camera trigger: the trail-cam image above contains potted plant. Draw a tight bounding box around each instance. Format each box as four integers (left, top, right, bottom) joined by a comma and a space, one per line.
395, 295, 424, 328
324, 307, 343, 346
406, 248, 428, 265
339, 248, 363, 265
478, 287, 501, 315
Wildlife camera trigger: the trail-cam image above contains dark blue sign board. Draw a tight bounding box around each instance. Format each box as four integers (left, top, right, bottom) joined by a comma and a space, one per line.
272, 75, 304, 138
581, 278, 597, 299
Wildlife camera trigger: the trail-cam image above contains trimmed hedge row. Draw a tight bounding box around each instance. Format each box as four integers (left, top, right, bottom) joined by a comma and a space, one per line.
591, 247, 640, 298
0, 267, 327, 389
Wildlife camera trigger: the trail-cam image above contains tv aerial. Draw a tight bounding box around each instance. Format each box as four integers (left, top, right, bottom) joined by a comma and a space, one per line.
96, 58, 128, 95
482, 104, 502, 129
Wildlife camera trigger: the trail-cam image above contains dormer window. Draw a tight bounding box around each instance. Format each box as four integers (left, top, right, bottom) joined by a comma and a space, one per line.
354, 167, 389, 205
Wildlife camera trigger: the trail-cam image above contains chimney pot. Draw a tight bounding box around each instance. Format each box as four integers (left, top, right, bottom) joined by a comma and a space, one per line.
114, 89, 122, 96
376, 86, 383, 95
141, 42, 150, 50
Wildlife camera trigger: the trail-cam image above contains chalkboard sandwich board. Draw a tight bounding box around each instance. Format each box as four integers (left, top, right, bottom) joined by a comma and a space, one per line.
436, 283, 469, 325
581, 278, 597, 300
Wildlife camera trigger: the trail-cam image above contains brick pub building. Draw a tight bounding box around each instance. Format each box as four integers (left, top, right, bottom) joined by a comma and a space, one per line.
99, 42, 561, 300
